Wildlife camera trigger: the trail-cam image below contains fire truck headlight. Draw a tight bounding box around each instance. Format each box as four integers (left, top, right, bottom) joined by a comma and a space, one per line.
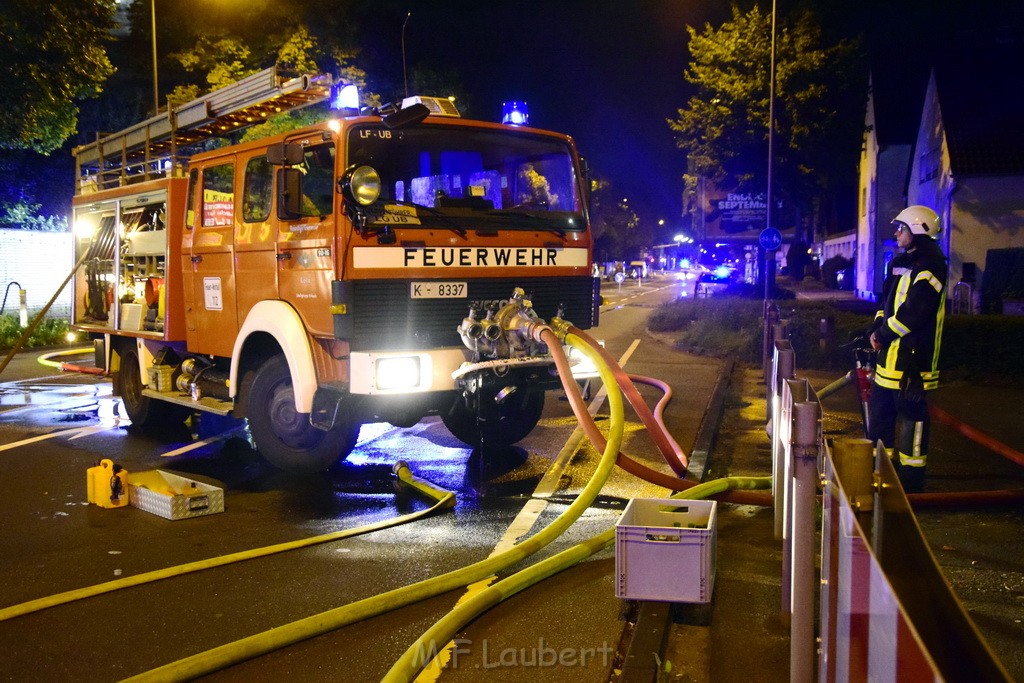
565, 342, 600, 379
342, 164, 382, 206
375, 356, 422, 391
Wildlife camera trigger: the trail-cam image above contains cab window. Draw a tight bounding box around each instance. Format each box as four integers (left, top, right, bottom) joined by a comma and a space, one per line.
185, 168, 199, 229
202, 162, 235, 227
243, 156, 272, 222
296, 143, 335, 217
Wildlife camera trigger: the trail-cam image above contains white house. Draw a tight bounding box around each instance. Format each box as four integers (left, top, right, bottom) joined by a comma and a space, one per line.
906, 50, 1024, 313
855, 71, 926, 302
857, 43, 1024, 312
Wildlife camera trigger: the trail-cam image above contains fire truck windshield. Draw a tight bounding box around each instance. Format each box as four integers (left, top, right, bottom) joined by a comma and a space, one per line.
347, 124, 584, 231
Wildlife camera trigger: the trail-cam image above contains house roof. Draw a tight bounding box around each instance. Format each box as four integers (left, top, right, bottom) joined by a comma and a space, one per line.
934, 43, 1024, 176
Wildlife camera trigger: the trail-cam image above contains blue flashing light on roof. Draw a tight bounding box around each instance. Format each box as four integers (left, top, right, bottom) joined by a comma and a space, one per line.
502, 101, 528, 125
331, 84, 360, 112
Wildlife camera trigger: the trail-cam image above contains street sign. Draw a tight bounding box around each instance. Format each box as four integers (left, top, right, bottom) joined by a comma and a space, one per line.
759, 227, 783, 251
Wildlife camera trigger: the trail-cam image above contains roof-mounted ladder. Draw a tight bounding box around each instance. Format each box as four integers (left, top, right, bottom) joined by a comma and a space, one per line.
73, 65, 332, 194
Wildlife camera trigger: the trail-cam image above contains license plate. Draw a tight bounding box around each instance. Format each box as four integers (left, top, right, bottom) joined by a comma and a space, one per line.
410, 282, 467, 299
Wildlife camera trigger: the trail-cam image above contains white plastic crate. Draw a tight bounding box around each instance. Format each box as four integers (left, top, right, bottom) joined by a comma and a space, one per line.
615, 498, 717, 603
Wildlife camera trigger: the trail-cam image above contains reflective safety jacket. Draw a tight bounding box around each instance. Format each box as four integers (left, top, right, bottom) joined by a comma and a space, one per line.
870, 238, 947, 391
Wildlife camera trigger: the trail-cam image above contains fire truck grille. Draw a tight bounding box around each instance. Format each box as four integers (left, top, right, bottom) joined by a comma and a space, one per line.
350, 276, 597, 351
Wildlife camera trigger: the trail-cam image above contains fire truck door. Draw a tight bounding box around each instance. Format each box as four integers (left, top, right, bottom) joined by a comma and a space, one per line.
235, 153, 279, 325
276, 142, 337, 337
186, 160, 239, 357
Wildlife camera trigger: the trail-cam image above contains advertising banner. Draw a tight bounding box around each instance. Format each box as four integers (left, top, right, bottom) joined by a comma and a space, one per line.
695, 179, 794, 244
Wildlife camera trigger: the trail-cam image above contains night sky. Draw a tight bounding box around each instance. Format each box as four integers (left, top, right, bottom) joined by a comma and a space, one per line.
9, 0, 1023, 227
357, 1, 732, 229
354, 0, 1024, 233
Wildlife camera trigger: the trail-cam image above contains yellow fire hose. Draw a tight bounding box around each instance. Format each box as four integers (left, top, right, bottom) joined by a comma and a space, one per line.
0, 463, 454, 624
384, 475, 772, 681
121, 328, 627, 682
35, 347, 96, 368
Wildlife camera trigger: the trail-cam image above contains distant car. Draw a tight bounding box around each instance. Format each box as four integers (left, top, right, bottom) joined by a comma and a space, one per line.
695, 266, 737, 296
628, 260, 649, 278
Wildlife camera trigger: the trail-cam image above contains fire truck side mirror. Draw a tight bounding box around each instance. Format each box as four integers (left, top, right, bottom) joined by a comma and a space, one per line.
277, 168, 304, 219
267, 142, 304, 166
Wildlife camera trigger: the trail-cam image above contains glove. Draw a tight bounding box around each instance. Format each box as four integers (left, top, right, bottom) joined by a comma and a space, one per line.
900, 369, 925, 403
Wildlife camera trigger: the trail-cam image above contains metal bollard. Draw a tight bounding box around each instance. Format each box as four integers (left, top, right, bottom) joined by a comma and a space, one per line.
819, 315, 834, 351
19, 288, 28, 328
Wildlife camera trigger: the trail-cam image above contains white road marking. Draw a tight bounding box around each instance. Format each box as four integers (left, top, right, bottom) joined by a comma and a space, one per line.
0, 425, 113, 453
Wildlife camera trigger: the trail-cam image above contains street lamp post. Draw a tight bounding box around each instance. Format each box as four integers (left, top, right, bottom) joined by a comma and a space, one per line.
764, 0, 777, 300
151, 0, 159, 114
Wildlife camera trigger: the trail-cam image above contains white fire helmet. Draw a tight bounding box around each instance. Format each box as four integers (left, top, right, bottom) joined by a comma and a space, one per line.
892, 205, 941, 239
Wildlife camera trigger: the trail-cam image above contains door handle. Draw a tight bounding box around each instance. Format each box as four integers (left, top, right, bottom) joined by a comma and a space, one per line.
277, 252, 292, 261
191, 255, 202, 264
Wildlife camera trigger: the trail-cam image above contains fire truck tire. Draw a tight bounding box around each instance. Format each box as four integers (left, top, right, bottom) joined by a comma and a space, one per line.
115, 345, 190, 430
245, 354, 359, 472
441, 388, 545, 447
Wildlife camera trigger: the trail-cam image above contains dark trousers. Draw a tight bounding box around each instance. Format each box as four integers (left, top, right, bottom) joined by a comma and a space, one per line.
866, 383, 930, 468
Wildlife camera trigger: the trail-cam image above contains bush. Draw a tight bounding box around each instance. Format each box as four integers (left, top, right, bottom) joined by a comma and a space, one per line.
821, 255, 854, 289
651, 296, 873, 370
0, 314, 72, 350
941, 315, 1024, 379
649, 297, 771, 363
650, 296, 1024, 380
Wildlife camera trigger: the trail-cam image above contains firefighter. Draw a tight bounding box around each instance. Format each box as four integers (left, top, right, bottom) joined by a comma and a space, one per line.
866, 205, 947, 493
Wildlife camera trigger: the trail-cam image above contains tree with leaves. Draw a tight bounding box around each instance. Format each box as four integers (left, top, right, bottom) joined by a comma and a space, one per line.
0, 0, 116, 154
589, 177, 645, 263
668, 3, 864, 231
163, 19, 379, 143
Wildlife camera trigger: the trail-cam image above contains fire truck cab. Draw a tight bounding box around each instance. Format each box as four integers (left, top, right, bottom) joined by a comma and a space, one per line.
71, 69, 597, 471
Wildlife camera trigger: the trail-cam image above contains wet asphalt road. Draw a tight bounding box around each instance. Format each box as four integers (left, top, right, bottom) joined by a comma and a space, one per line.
0, 277, 712, 682
2, 275, 1022, 681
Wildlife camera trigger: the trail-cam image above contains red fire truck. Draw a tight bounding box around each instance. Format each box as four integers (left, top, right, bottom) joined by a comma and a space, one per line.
70, 67, 597, 471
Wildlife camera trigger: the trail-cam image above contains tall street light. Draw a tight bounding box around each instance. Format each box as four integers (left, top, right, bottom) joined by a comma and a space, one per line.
151, 0, 159, 114
764, 0, 777, 300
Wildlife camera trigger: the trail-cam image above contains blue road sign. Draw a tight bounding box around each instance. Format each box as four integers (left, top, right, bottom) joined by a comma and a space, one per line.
759, 227, 783, 251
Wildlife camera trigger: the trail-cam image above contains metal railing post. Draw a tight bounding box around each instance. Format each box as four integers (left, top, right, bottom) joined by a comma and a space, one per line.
779, 376, 807, 626
790, 399, 820, 683
771, 340, 795, 540
762, 300, 780, 384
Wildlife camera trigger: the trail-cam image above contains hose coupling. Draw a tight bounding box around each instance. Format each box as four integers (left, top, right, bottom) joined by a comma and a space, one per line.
547, 316, 572, 341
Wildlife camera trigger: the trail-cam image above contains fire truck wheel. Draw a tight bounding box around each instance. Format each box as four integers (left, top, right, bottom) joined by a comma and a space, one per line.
115, 345, 190, 430
441, 387, 545, 447
245, 355, 359, 472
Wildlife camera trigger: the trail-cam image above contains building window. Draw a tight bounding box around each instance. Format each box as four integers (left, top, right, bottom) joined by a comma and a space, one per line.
919, 149, 940, 183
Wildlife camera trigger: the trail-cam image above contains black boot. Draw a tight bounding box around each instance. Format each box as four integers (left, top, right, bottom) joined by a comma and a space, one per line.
898, 465, 926, 494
